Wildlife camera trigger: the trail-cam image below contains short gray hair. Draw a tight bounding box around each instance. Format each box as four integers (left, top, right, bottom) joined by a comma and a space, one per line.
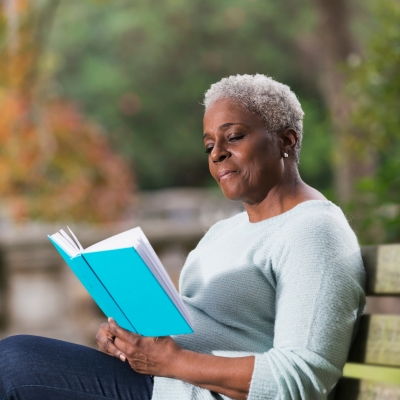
203, 74, 304, 163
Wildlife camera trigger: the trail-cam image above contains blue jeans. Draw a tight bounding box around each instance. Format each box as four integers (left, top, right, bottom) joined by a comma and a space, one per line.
0, 335, 153, 400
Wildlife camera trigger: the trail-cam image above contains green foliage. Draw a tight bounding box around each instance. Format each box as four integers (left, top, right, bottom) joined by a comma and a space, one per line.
298, 99, 334, 197
346, 0, 400, 243
49, 0, 332, 191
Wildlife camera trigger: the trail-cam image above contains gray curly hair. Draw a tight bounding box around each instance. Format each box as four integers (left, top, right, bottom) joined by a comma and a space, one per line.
203, 74, 304, 163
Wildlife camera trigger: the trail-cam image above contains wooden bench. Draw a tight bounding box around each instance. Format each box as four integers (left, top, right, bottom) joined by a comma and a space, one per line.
336, 244, 400, 399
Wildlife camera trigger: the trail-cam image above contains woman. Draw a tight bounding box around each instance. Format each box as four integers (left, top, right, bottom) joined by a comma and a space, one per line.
0, 74, 365, 400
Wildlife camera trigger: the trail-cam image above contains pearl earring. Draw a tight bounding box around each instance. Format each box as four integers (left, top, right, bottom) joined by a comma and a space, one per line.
283, 152, 289, 158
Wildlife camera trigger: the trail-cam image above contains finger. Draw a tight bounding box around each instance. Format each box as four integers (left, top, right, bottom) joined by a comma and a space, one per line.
99, 322, 109, 330
98, 336, 127, 362
108, 317, 140, 343
97, 322, 110, 335
95, 332, 113, 353
95, 323, 113, 345
114, 337, 129, 354
96, 322, 112, 340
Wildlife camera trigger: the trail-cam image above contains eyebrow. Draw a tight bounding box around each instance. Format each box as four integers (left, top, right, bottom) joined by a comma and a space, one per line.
202, 122, 242, 139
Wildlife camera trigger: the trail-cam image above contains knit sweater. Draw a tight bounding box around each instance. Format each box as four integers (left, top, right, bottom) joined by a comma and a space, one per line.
152, 200, 366, 400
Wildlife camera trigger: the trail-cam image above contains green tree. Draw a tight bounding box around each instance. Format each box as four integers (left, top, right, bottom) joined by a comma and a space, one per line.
346, 0, 400, 243
49, 0, 333, 192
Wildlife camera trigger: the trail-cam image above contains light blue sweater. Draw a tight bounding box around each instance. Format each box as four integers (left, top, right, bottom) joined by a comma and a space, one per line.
152, 200, 366, 400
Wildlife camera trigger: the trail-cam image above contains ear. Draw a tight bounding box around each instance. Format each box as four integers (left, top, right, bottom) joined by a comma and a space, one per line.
278, 128, 298, 158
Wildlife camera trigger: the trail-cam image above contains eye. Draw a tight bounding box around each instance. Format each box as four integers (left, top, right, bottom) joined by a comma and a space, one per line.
228, 134, 245, 142
205, 145, 214, 154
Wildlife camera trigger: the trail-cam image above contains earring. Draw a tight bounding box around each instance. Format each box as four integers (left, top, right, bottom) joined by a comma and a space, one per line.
283, 152, 289, 158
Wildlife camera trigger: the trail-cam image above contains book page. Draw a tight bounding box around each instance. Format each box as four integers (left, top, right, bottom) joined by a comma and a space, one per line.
135, 234, 194, 327
84, 227, 143, 253
49, 231, 81, 257
67, 226, 84, 251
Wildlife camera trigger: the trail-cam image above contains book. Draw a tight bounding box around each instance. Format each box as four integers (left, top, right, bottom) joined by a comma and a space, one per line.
48, 227, 194, 337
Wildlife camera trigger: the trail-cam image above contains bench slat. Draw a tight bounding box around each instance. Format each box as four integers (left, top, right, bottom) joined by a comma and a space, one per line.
348, 315, 400, 367
362, 245, 400, 295
343, 363, 400, 383
336, 377, 400, 400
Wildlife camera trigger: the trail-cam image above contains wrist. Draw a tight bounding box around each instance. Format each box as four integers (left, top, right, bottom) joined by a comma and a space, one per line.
168, 348, 191, 380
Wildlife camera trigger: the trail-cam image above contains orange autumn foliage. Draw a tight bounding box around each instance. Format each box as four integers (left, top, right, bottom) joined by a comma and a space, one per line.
0, 1, 135, 222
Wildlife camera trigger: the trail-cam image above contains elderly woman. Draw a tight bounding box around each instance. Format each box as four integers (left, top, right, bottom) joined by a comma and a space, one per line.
0, 74, 365, 400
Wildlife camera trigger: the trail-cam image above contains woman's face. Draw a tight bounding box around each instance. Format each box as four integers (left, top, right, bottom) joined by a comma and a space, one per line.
203, 98, 284, 204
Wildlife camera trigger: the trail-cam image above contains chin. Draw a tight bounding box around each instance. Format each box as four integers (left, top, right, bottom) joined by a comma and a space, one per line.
219, 186, 244, 202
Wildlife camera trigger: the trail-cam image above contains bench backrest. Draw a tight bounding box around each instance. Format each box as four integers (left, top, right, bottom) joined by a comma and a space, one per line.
335, 244, 400, 399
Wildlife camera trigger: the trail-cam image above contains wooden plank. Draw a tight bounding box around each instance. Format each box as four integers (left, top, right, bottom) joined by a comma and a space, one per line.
362, 245, 400, 295
348, 315, 400, 367
343, 363, 400, 384
336, 377, 400, 400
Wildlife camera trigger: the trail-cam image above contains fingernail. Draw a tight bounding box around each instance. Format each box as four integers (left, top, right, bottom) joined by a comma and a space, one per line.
108, 317, 113, 322
119, 354, 126, 362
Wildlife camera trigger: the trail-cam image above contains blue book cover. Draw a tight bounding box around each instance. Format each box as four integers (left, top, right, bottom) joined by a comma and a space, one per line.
48, 228, 193, 337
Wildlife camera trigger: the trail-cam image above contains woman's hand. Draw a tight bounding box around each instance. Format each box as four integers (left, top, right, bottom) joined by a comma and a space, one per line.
96, 318, 182, 378
96, 318, 254, 400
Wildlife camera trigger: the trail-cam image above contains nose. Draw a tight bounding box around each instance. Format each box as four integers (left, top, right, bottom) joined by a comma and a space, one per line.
210, 142, 230, 163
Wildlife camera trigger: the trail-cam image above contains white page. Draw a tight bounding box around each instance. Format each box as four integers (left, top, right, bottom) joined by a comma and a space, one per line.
68, 226, 84, 251
54, 232, 76, 255
60, 229, 80, 252
84, 227, 143, 252
51, 232, 80, 257
134, 233, 193, 326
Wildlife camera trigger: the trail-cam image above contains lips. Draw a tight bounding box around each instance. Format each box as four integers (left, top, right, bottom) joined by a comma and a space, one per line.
217, 169, 238, 181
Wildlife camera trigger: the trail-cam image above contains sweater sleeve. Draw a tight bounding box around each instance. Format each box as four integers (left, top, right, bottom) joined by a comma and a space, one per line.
247, 211, 366, 400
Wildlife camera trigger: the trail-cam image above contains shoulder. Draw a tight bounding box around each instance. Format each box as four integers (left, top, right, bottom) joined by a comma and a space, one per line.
273, 200, 363, 273
281, 200, 356, 242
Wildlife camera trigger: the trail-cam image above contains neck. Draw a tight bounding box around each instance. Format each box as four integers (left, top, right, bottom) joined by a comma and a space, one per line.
243, 168, 324, 223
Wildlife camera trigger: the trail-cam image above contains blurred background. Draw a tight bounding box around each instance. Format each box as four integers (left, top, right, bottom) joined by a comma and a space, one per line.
0, 0, 399, 346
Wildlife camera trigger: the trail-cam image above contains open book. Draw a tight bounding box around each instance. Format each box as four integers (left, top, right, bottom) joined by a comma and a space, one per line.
48, 227, 194, 337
